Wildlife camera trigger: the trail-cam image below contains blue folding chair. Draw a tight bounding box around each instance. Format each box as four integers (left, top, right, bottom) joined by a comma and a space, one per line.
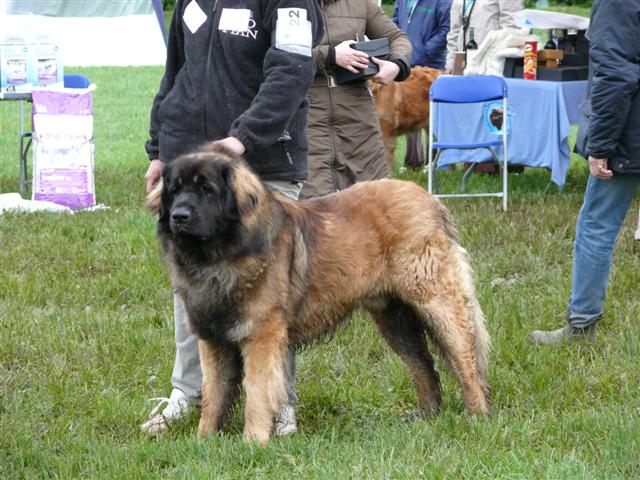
427, 75, 509, 211
63, 73, 91, 89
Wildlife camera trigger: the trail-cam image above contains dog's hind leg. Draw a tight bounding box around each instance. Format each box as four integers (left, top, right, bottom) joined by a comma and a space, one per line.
412, 291, 489, 416
369, 298, 441, 415
197, 339, 242, 437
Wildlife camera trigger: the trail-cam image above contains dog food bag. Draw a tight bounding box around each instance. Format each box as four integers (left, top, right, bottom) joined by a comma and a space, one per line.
31, 86, 96, 210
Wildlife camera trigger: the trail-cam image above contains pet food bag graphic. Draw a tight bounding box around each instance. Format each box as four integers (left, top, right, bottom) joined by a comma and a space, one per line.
31, 86, 96, 210
0, 38, 33, 92
1, 36, 64, 92
32, 37, 64, 87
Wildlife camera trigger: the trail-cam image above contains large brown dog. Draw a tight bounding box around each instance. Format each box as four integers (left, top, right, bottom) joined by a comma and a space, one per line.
371, 66, 442, 168
147, 147, 489, 445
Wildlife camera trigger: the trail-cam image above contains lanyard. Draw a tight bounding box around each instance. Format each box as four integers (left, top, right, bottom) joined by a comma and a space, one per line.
463, 0, 475, 17
462, 0, 476, 45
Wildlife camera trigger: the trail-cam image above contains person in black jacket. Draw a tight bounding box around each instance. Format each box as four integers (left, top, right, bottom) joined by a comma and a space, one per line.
531, 0, 640, 344
141, 0, 323, 433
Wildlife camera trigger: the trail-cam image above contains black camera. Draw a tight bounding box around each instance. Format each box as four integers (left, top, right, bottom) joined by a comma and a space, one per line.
335, 38, 390, 85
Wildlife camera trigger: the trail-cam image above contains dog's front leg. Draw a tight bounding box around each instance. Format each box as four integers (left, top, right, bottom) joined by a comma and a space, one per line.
240, 314, 288, 445
197, 339, 242, 437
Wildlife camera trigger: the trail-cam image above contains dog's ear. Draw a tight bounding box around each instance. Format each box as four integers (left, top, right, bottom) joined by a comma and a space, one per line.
221, 162, 264, 220
145, 178, 163, 214
222, 165, 240, 220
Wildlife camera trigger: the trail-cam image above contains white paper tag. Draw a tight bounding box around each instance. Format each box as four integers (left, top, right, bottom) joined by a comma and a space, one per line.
183, 0, 207, 34
275, 8, 312, 57
466, 50, 478, 68
218, 8, 251, 33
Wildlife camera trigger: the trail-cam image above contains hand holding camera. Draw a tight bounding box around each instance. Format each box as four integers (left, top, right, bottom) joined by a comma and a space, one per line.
334, 38, 391, 85
370, 57, 399, 85
335, 40, 370, 73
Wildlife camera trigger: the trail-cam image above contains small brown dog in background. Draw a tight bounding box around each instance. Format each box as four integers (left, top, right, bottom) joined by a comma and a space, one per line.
371, 66, 443, 170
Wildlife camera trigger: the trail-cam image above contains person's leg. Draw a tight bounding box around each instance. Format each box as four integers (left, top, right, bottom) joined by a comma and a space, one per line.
568, 174, 639, 325
300, 87, 339, 200
532, 174, 639, 344
404, 131, 425, 169
141, 294, 201, 434
171, 293, 202, 401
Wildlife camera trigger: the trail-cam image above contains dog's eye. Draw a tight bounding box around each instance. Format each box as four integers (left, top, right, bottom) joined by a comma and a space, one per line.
170, 184, 180, 194
201, 184, 215, 194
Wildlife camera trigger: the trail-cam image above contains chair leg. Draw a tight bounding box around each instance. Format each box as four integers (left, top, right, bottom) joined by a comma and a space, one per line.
19, 134, 32, 195
461, 162, 476, 193
433, 150, 442, 194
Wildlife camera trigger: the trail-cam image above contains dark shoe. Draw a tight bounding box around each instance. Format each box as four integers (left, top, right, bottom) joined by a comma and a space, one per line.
530, 324, 596, 345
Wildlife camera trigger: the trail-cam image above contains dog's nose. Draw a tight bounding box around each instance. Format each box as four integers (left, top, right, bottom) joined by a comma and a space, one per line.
171, 207, 191, 223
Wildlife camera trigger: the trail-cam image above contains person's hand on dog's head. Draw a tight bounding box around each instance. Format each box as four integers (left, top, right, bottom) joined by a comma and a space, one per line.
370, 57, 400, 86
335, 40, 369, 73
211, 137, 246, 157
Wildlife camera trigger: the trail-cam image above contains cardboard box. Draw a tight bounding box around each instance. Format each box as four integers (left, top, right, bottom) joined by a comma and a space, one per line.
513, 65, 588, 81
0, 39, 33, 92
503, 57, 524, 78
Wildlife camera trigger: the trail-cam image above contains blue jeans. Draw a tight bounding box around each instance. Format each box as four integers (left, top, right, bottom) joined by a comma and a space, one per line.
568, 174, 640, 328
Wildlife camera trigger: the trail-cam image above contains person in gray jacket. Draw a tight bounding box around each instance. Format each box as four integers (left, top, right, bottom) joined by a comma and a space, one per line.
142, 0, 323, 433
445, 0, 522, 72
531, 0, 640, 344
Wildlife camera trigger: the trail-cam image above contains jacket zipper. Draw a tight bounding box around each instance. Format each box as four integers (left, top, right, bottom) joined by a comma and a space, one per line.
203, 0, 220, 140
278, 131, 294, 164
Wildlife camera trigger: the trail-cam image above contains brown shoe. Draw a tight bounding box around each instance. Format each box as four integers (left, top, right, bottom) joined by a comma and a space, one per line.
530, 324, 596, 345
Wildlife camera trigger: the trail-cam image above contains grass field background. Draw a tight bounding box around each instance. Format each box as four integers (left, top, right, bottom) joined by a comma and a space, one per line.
2, 5, 639, 479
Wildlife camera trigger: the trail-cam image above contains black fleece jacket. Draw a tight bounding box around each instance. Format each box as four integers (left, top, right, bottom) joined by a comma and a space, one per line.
145, 0, 324, 181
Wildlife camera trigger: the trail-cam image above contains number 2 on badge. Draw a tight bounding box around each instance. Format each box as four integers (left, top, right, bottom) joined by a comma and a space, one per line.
288, 9, 300, 27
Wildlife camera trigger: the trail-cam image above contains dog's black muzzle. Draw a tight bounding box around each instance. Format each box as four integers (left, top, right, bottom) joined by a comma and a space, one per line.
169, 203, 196, 235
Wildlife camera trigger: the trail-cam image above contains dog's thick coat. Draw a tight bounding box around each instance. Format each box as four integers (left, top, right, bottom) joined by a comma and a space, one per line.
148, 147, 489, 444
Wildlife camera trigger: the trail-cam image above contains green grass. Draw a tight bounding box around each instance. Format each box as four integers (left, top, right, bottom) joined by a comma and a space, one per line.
1, 61, 639, 479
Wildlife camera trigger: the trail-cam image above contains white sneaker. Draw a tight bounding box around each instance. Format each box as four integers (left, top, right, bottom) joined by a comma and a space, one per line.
140, 388, 191, 435
273, 404, 297, 436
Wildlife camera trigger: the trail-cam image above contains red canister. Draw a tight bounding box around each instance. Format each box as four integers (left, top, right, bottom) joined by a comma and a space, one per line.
523, 39, 538, 80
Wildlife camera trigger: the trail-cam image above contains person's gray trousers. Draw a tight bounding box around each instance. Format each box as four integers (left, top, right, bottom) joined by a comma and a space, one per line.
172, 180, 303, 405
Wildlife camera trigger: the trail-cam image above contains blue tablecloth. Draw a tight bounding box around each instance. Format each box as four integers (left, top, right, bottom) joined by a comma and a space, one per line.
434, 78, 588, 186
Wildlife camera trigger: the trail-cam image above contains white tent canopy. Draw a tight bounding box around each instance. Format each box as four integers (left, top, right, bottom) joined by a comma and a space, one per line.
0, 0, 167, 66
514, 9, 590, 30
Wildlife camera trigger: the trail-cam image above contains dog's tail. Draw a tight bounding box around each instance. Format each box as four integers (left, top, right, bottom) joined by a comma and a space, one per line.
436, 201, 490, 387
455, 244, 490, 386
